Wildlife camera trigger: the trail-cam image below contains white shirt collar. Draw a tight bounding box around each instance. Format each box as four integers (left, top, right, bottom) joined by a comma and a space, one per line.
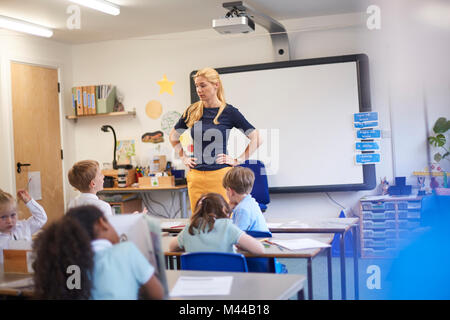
80, 193, 99, 200
91, 239, 113, 252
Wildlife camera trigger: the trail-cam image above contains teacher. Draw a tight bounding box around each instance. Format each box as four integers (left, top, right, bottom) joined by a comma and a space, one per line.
169, 67, 262, 213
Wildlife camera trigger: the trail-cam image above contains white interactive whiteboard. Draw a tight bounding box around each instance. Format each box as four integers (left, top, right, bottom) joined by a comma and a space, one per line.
190, 54, 376, 193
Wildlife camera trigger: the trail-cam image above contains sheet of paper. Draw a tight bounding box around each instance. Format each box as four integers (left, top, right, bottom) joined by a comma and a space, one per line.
266, 222, 283, 228
27, 171, 42, 201
160, 221, 185, 228
170, 276, 233, 297
0, 278, 33, 289
271, 238, 330, 250
7, 240, 32, 250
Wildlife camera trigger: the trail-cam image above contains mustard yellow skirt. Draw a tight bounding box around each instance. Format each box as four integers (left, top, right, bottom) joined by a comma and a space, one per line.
186, 167, 232, 215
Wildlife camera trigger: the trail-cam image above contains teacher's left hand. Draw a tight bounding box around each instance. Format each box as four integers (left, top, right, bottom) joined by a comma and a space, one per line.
216, 154, 238, 167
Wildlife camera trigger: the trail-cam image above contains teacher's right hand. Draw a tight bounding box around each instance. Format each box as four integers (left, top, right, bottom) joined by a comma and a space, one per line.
181, 156, 197, 168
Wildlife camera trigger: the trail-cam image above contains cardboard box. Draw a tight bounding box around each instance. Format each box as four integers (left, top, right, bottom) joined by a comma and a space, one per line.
102, 168, 136, 187
3, 249, 34, 274
138, 176, 175, 188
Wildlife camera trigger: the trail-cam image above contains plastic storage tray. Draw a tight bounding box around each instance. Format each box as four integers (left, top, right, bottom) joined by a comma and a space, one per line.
363, 220, 396, 229
363, 229, 397, 239
362, 247, 397, 258
363, 211, 396, 220
361, 201, 395, 211
398, 220, 421, 229
398, 210, 421, 219
363, 238, 397, 248
397, 201, 421, 210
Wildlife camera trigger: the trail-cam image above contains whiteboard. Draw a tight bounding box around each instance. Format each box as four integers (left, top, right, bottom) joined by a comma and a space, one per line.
190, 54, 376, 193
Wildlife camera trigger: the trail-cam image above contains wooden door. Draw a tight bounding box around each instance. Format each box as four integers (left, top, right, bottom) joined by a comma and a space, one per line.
11, 62, 64, 224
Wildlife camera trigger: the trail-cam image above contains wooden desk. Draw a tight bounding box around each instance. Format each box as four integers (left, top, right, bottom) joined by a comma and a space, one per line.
167, 269, 306, 300
162, 233, 333, 300
0, 266, 33, 299
99, 185, 188, 218
160, 217, 360, 300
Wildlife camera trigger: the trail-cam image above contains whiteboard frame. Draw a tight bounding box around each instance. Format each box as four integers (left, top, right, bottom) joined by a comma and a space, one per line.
189, 54, 376, 193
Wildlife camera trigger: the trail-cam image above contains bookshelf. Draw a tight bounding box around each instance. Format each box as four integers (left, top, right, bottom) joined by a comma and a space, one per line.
66, 108, 136, 121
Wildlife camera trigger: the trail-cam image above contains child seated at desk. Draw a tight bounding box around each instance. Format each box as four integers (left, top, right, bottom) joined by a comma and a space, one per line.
32, 205, 164, 300
0, 189, 47, 263
68, 160, 114, 216
169, 193, 264, 254
222, 167, 269, 233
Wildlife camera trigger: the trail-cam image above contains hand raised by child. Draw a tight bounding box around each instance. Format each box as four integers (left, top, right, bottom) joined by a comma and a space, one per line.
17, 189, 31, 204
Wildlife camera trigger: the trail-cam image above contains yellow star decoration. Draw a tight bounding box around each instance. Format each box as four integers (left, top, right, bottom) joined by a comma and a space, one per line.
157, 75, 175, 95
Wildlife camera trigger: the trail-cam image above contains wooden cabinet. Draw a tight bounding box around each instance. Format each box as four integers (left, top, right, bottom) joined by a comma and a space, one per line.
109, 198, 143, 214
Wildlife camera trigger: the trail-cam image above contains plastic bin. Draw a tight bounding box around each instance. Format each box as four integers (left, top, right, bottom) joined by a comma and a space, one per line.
398, 220, 421, 229
361, 201, 395, 210
362, 247, 397, 258
398, 210, 421, 219
397, 201, 421, 210
364, 238, 397, 248
363, 229, 397, 239
363, 220, 396, 230
363, 211, 395, 220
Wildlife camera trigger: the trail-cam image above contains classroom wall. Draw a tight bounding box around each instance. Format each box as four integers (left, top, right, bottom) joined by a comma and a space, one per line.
69, 12, 397, 219
0, 29, 76, 206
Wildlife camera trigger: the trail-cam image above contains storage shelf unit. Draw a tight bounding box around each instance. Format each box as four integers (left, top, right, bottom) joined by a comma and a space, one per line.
359, 196, 423, 259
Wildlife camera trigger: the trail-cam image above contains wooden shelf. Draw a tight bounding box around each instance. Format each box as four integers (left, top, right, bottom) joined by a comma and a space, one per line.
413, 171, 445, 176
66, 109, 136, 121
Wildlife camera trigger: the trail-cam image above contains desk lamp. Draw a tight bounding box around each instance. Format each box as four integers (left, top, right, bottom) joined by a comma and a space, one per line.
101, 124, 117, 169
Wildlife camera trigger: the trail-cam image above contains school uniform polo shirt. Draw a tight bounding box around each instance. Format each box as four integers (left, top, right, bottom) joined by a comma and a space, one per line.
90, 239, 154, 300
68, 193, 113, 216
232, 194, 270, 232
177, 218, 243, 253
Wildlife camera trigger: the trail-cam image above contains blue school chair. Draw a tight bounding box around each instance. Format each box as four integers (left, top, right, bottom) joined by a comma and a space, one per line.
330, 210, 354, 257
244, 230, 287, 274
180, 252, 248, 272
239, 160, 270, 212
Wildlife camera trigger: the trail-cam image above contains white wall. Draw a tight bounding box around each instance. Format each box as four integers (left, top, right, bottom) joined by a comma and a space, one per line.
0, 30, 75, 207
70, 12, 394, 219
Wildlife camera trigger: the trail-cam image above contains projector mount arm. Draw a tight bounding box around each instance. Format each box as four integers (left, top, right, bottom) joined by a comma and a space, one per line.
222, 1, 291, 61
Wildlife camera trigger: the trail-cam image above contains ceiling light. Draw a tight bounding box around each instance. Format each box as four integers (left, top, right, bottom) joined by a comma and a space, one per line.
0, 15, 53, 38
69, 0, 120, 16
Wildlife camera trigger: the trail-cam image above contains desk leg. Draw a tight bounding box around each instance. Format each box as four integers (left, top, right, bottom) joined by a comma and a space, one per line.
168, 256, 174, 270
297, 289, 305, 300
179, 190, 187, 218
307, 257, 313, 300
352, 225, 360, 300
176, 256, 181, 270
327, 247, 333, 300
340, 232, 347, 300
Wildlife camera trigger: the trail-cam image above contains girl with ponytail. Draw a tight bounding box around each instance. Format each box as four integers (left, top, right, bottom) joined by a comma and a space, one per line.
170, 68, 262, 213
169, 193, 264, 254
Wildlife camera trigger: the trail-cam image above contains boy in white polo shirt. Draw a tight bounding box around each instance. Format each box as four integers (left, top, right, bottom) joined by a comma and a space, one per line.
68, 160, 114, 216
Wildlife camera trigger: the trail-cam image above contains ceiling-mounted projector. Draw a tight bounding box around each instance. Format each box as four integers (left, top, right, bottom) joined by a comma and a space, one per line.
212, 16, 255, 34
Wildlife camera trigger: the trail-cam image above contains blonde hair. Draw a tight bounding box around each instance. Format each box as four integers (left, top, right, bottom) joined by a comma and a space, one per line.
222, 167, 255, 195
68, 160, 99, 192
0, 189, 16, 212
183, 68, 227, 128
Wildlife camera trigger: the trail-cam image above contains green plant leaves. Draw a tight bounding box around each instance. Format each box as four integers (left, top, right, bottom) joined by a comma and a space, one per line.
428, 134, 446, 147
433, 117, 450, 134
434, 153, 442, 162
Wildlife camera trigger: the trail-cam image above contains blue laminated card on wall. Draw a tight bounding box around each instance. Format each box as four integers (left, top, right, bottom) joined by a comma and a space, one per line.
356, 142, 380, 151
354, 112, 378, 122
355, 153, 380, 164
354, 121, 379, 129
357, 129, 381, 139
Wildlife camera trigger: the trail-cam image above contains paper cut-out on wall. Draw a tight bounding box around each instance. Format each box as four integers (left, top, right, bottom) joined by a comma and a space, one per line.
142, 131, 164, 144
157, 75, 175, 95
116, 140, 136, 165
161, 111, 181, 135
146, 100, 163, 119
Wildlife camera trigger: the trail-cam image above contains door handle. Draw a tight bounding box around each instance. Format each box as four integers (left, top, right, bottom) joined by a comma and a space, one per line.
17, 162, 31, 173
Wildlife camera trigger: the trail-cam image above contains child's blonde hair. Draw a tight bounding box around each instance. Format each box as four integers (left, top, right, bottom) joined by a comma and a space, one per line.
0, 189, 16, 211
182, 68, 227, 128
68, 160, 100, 193
222, 166, 255, 195
188, 193, 231, 235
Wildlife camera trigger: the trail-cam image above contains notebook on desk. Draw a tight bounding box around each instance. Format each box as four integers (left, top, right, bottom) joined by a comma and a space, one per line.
108, 214, 169, 297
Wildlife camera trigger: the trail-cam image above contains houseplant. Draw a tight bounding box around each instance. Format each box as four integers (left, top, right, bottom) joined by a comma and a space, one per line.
428, 117, 450, 194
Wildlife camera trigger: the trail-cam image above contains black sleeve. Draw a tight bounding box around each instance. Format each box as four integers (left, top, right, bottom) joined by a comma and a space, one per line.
231, 107, 255, 135
173, 113, 188, 132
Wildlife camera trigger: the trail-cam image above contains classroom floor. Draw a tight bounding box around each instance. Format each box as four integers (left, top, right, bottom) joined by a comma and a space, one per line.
280, 253, 395, 300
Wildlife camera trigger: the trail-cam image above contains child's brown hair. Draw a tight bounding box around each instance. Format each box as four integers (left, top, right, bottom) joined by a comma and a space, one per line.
222, 166, 255, 195
0, 189, 16, 212
68, 160, 99, 192
188, 193, 231, 235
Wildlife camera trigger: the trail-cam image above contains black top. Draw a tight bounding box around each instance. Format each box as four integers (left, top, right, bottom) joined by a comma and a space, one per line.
174, 104, 255, 171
